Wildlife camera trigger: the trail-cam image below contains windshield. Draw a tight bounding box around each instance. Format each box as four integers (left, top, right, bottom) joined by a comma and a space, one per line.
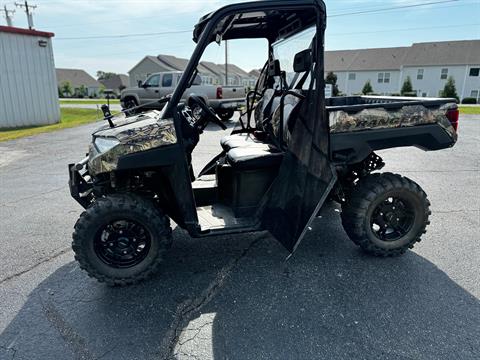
272, 26, 316, 88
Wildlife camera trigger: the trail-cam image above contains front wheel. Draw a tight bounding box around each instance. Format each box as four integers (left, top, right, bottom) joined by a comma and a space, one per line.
341, 173, 430, 257
72, 194, 172, 286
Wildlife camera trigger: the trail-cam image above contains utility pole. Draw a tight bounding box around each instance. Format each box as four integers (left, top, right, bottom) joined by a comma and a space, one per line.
15, 1, 36, 29
0, 5, 15, 26
224, 40, 228, 86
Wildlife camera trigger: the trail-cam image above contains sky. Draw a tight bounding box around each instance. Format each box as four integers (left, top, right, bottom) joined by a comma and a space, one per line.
2, 0, 479, 77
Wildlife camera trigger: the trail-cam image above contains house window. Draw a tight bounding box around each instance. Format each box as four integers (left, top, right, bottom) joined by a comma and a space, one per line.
471, 90, 479, 99
162, 73, 173, 87
378, 72, 390, 83
384, 72, 390, 83
348, 73, 356, 80
441, 68, 448, 80
469, 68, 480, 77
417, 69, 424, 80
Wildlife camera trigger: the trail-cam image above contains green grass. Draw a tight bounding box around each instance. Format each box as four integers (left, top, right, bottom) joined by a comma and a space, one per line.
459, 105, 480, 115
59, 99, 120, 105
0, 108, 101, 142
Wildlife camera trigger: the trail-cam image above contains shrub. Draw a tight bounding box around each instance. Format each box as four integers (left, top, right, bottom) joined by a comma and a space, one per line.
402, 92, 417, 97
401, 76, 414, 95
440, 76, 459, 101
461, 97, 477, 104
362, 80, 374, 95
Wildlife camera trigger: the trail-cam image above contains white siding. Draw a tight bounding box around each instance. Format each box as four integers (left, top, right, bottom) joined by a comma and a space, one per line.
335, 70, 401, 95
331, 66, 480, 99
128, 59, 167, 87
0, 32, 60, 128
402, 65, 480, 98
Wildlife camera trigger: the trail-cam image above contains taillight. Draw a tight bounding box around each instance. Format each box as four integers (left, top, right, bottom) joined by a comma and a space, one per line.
216, 87, 223, 99
446, 108, 459, 131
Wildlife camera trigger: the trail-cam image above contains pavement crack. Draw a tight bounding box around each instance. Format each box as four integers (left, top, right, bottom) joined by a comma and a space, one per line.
0, 247, 71, 285
40, 295, 95, 360
0, 345, 17, 360
160, 235, 265, 359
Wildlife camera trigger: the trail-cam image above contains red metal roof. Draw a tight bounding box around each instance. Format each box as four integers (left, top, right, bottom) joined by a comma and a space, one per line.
0, 26, 54, 38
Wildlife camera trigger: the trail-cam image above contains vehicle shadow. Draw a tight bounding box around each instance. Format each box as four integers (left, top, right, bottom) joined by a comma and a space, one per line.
0, 205, 478, 360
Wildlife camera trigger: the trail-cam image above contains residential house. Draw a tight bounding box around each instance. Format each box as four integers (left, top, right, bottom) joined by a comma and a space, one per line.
128, 54, 254, 87
56, 68, 101, 97
99, 74, 129, 96
128, 55, 218, 87
325, 40, 480, 101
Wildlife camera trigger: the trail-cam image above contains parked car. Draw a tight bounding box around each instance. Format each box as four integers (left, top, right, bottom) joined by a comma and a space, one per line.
120, 71, 245, 121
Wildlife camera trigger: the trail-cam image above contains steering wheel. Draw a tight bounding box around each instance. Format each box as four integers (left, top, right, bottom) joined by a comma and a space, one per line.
188, 95, 227, 130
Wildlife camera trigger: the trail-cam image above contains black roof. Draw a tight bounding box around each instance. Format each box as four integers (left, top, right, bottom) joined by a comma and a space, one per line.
193, 0, 326, 43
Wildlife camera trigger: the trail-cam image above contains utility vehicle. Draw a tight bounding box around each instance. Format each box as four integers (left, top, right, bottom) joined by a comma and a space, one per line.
69, 0, 459, 286
121, 71, 245, 121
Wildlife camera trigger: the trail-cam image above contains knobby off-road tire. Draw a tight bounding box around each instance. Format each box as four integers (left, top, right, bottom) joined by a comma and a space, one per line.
218, 109, 235, 121
72, 194, 172, 286
341, 173, 431, 257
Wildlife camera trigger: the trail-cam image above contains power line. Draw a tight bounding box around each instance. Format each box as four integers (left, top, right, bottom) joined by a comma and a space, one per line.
329, 0, 460, 17
328, 23, 480, 37
56, 29, 191, 40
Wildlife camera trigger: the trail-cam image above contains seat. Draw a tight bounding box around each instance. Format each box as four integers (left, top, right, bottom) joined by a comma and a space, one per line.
226, 146, 284, 170
222, 49, 312, 171
220, 132, 268, 151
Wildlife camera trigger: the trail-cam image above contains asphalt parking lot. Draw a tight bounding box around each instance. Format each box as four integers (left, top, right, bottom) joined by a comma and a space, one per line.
0, 115, 479, 360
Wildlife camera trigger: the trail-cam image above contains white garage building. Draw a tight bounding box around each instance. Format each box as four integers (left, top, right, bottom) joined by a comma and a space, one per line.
0, 26, 60, 128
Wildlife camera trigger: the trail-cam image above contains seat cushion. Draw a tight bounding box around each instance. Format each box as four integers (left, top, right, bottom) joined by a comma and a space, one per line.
226, 147, 284, 170
220, 133, 268, 151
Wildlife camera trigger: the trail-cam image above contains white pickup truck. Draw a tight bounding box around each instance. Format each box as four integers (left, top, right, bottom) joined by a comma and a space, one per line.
120, 71, 245, 121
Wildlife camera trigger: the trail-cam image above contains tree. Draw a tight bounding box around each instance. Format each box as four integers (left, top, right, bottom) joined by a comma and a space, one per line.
401, 76, 414, 95
60, 81, 73, 97
440, 76, 459, 100
325, 71, 339, 96
362, 80, 373, 95
96, 71, 116, 80
99, 84, 106, 98
77, 84, 87, 98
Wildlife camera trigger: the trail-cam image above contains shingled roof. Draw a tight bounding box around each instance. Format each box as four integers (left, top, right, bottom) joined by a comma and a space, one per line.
56, 68, 99, 87
325, 40, 480, 72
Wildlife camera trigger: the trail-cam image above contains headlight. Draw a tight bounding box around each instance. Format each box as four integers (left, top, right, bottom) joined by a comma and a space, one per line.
94, 137, 120, 153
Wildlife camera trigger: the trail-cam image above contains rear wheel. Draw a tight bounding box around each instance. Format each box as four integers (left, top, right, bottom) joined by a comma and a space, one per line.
72, 194, 172, 286
341, 173, 430, 256
217, 109, 235, 121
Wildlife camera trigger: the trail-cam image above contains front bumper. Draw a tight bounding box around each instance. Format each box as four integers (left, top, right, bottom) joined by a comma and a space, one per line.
68, 162, 94, 209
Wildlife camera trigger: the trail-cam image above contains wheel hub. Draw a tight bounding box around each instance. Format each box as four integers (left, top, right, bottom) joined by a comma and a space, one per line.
371, 196, 415, 242
94, 220, 151, 268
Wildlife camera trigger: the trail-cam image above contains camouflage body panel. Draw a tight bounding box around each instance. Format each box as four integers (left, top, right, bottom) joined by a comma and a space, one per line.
329, 103, 457, 136
88, 111, 177, 176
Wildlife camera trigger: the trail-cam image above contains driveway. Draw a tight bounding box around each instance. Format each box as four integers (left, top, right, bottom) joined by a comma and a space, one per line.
0, 115, 479, 359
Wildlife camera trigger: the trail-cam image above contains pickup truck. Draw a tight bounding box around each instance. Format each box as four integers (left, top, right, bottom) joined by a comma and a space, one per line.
120, 71, 245, 121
